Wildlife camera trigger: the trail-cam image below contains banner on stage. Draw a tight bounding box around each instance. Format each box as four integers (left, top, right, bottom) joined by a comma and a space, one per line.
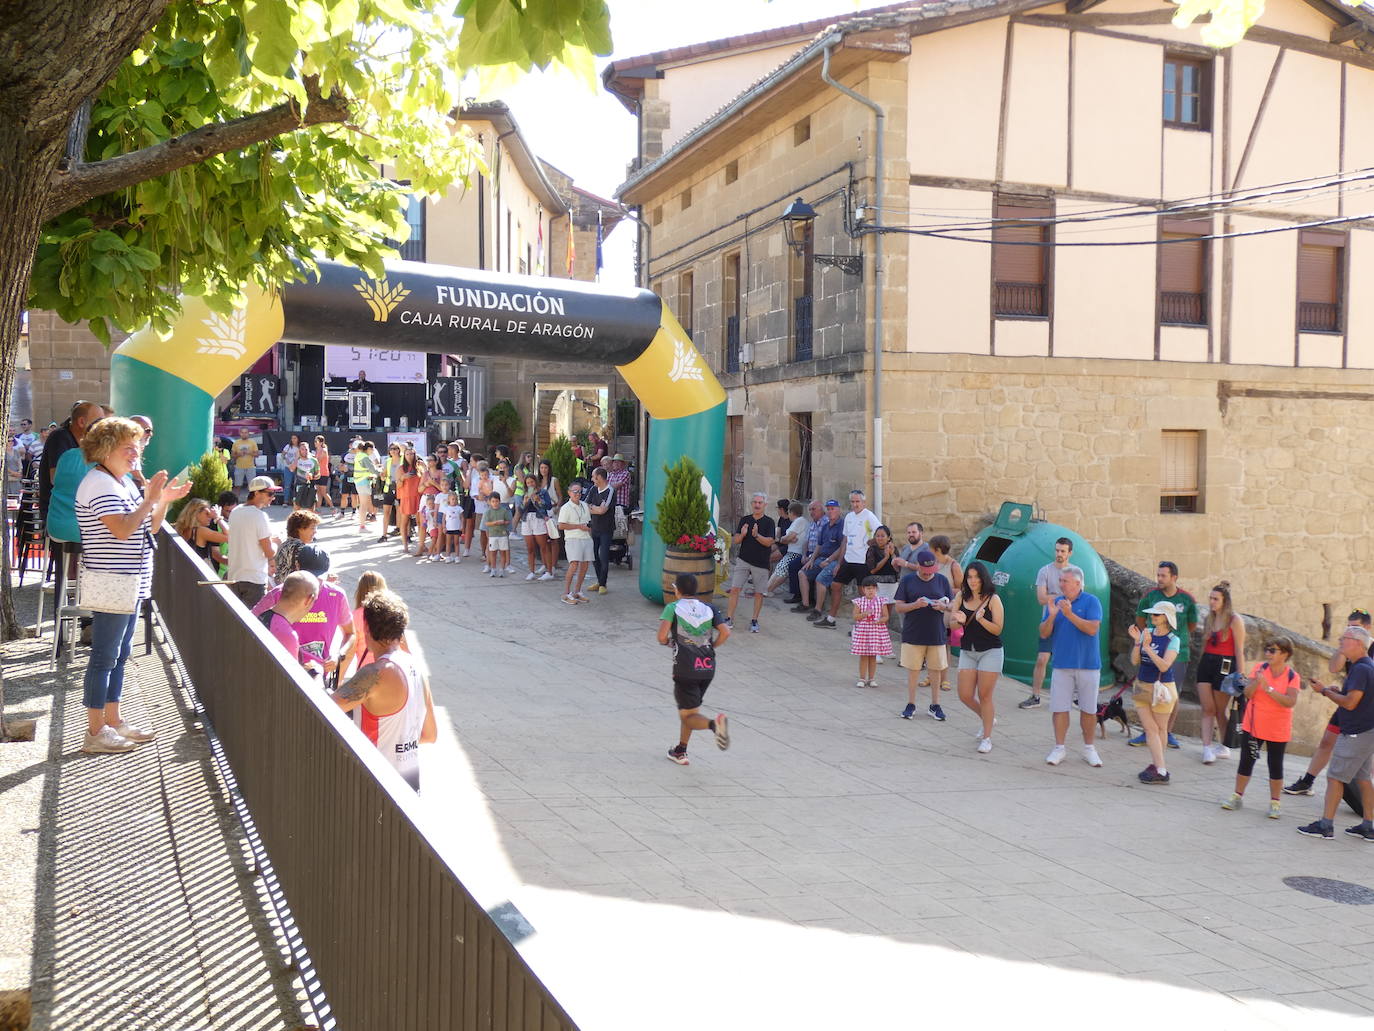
430, 376, 468, 418
324, 345, 425, 384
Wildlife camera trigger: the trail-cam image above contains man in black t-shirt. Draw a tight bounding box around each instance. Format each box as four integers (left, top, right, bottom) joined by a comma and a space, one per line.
587, 467, 617, 594
724, 492, 775, 633
38, 401, 100, 521
1298, 626, 1374, 840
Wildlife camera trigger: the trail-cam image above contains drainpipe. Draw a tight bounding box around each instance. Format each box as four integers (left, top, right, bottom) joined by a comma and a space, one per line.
821, 42, 884, 519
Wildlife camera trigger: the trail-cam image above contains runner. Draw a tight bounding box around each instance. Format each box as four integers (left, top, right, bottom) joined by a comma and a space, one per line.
657, 572, 732, 766
313, 435, 335, 512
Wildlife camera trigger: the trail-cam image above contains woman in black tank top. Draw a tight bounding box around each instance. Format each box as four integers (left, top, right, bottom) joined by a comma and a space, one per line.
173, 498, 229, 570
954, 561, 1006, 753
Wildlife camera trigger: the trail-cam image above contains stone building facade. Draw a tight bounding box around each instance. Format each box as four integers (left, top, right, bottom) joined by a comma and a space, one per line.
607, 0, 1374, 642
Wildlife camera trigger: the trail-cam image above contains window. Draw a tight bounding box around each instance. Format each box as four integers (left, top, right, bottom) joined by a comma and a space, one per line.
1297, 230, 1345, 333
1159, 217, 1208, 326
387, 191, 426, 261
1160, 430, 1203, 514
788, 220, 814, 361
652, 206, 663, 227
682, 186, 693, 210
724, 251, 741, 373
794, 116, 811, 146
677, 270, 694, 338
725, 160, 738, 185
1164, 57, 1211, 130
993, 197, 1051, 318
790, 413, 813, 501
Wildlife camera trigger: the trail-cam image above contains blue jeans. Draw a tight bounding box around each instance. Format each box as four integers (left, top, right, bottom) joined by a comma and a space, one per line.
280, 468, 295, 499
83, 610, 139, 710
591, 530, 613, 587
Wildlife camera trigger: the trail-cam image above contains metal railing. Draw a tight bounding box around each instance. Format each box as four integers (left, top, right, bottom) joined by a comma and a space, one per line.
725, 314, 740, 373
1298, 300, 1341, 333
993, 281, 1046, 317
793, 295, 813, 362
151, 531, 578, 1031
1160, 291, 1207, 326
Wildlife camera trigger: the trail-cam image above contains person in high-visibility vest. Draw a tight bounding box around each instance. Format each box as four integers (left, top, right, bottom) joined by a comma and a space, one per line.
353, 440, 380, 533
376, 442, 401, 543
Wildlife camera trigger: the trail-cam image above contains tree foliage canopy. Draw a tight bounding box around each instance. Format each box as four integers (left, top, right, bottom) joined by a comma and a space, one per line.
1172, 0, 1363, 46
28, 0, 612, 344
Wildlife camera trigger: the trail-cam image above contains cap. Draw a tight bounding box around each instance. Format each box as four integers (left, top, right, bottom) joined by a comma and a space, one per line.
1144, 600, 1177, 629
824, 499, 840, 508
247, 475, 281, 493
293, 544, 331, 574
916, 549, 937, 567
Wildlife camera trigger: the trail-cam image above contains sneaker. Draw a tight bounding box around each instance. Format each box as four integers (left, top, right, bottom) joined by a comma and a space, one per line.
724, 618, 734, 629
1167, 733, 1181, 749
1284, 774, 1315, 796
597, 585, 608, 594
1017, 695, 1041, 710
1343, 823, 1374, 841
1220, 793, 1243, 811
749, 619, 759, 634
525, 572, 538, 581
1297, 820, 1333, 839
498, 569, 507, 578
667, 744, 690, 766
856, 679, 868, 689
111, 721, 156, 742
815, 617, 836, 629
82, 726, 138, 753
900, 703, 916, 720
535, 565, 546, 575
1138, 764, 1158, 782
1082, 745, 1103, 767
790, 604, 811, 613
1201, 745, 1216, 765
574, 593, 590, 603
866, 679, 877, 688
1045, 744, 1067, 766
928, 704, 946, 722
538, 572, 555, 581
1214, 744, 1231, 759
1139, 767, 1171, 784
1268, 800, 1282, 820
1128, 732, 1146, 747
714, 713, 730, 751
782, 596, 802, 606
561, 594, 577, 605
806, 610, 824, 622
482, 564, 490, 573
489, 570, 497, 578
977, 737, 993, 754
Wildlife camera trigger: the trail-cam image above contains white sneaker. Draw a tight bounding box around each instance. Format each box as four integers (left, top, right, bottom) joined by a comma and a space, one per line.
1045, 744, 1067, 766
535, 565, 546, 575
977, 737, 993, 754
1082, 744, 1103, 767
112, 721, 156, 743
561, 594, 577, 605
83, 726, 138, 753
482, 563, 490, 573
538, 572, 555, 581
489, 570, 497, 578
1201, 745, 1216, 765
525, 572, 538, 581
855, 679, 868, 689
1214, 744, 1231, 760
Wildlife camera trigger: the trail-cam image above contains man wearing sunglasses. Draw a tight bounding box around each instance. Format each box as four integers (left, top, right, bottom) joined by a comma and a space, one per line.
1286, 608, 1374, 800
1297, 625, 1374, 840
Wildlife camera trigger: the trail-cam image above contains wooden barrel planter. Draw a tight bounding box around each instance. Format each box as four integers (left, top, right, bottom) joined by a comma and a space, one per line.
661, 547, 715, 603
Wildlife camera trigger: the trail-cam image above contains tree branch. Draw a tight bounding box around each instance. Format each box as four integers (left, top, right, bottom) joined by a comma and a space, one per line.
42, 80, 352, 222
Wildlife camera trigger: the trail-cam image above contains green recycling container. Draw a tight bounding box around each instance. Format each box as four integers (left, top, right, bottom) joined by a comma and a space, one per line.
956, 501, 1112, 687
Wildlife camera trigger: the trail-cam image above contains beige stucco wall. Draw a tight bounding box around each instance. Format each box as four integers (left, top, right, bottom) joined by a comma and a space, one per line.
658, 42, 808, 152
906, 186, 990, 355
1241, 50, 1341, 205
907, 20, 1005, 180
1052, 198, 1156, 360
1002, 24, 1069, 185
1072, 32, 1162, 197
1229, 213, 1298, 366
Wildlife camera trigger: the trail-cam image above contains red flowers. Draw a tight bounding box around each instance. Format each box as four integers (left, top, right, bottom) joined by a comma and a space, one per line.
674, 533, 716, 554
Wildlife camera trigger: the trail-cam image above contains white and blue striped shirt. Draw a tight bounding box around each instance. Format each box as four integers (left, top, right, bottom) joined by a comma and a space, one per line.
76, 468, 152, 600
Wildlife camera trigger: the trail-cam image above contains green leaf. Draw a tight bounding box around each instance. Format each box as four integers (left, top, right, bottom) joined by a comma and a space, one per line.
244, 0, 300, 76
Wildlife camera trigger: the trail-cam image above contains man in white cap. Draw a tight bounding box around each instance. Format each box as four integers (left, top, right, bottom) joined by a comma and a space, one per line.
227, 475, 280, 607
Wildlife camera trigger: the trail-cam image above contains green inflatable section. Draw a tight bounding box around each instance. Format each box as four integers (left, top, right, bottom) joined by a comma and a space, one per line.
109, 354, 214, 479
638, 401, 727, 605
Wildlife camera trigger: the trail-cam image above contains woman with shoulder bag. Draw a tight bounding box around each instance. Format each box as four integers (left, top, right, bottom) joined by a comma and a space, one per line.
1197, 580, 1246, 765
518, 473, 553, 580
1220, 638, 1300, 818
76, 417, 189, 753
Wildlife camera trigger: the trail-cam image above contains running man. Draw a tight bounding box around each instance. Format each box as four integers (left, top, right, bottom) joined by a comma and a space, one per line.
658, 572, 732, 765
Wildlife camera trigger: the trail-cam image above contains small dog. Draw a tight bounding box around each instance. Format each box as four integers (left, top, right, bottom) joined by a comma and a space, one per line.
1096, 684, 1131, 735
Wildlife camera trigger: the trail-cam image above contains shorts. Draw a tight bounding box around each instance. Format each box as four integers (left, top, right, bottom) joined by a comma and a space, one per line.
340, 479, 356, 496
804, 561, 837, 589
565, 537, 593, 563
461, 495, 475, 518
958, 647, 1005, 674
1050, 668, 1102, 715
381, 486, 397, 506
673, 677, 711, 711
521, 513, 548, 537
728, 559, 769, 591
1327, 714, 1342, 732
446, 528, 463, 540
1195, 652, 1234, 687
773, 553, 798, 580
1037, 636, 1053, 655
901, 643, 948, 672
1328, 731, 1374, 784
488, 536, 510, 552
1133, 681, 1179, 716
835, 561, 868, 586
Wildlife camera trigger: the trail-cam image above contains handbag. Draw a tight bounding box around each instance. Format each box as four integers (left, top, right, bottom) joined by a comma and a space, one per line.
79, 529, 148, 614
670, 614, 716, 682
545, 513, 561, 539
949, 625, 964, 648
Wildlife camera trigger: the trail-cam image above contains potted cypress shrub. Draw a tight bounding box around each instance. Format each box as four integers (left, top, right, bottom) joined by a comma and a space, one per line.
652, 456, 716, 602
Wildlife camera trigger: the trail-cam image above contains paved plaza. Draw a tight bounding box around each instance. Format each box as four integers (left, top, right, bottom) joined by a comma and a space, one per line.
319, 519, 1374, 1030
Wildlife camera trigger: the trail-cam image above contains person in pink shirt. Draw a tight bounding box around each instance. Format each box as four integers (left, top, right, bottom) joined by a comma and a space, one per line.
257, 571, 320, 671
251, 544, 354, 676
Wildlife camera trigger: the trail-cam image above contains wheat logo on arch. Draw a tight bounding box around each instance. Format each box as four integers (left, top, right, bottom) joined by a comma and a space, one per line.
195, 310, 248, 359
668, 340, 704, 383
355, 276, 410, 322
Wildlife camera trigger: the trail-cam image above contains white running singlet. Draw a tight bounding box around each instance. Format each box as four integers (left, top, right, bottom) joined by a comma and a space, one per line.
351, 647, 426, 790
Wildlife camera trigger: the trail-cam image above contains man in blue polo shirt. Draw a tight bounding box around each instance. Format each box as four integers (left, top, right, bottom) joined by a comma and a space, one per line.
800, 500, 844, 623
1041, 566, 1104, 768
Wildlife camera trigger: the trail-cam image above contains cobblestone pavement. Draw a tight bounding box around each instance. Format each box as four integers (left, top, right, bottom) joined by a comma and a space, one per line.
315, 516, 1374, 1031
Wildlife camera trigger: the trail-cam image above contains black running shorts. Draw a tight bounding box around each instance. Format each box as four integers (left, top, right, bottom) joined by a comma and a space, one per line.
672, 677, 712, 711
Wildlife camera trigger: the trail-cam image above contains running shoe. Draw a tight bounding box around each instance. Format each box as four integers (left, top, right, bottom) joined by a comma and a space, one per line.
714, 714, 730, 751
790, 604, 811, 613
1139, 767, 1170, 784
928, 704, 946, 722
750, 619, 759, 634
525, 572, 538, 581
855, 679, 868, 689
1201, 745, 1216, 765
1167, 733, 1181, 749
538, 572, 555, 581
1213, 744, 1231, 759
815, 617, 836, 629
1128, 732, 1146, 747
1045, 745, 1066, 766
112, 721, 156, 742
1017, 695, 1041, 710
667, 744, 690, 766
1268, 800, 1282, 820
1296, 820, 1333, 839
900, 703, 916, 720
1082, 745, 1103, 768
977, 737, 993, 754
82, 726, 138, 754
1220, 793, 1243, 811
1343, 823, 1374, 841
561, 594, 577, 605
1284, 774, 1315, 796
806, 610, 824, 622
574, 593, 590, 603
723, 618, 734, 629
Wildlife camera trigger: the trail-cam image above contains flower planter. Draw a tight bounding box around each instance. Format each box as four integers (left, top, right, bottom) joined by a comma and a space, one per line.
661, 546, 715, 603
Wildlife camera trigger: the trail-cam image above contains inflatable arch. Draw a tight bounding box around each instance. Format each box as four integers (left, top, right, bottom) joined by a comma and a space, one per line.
110, 259, 725, 604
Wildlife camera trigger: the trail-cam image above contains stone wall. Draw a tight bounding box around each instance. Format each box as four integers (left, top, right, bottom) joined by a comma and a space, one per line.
23, 313, 122, 423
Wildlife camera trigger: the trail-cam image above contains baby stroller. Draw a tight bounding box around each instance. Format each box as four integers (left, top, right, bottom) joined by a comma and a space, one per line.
609, 484, 638, 569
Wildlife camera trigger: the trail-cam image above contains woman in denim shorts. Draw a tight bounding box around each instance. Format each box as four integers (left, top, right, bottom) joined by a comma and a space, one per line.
954, 561, 1004, 753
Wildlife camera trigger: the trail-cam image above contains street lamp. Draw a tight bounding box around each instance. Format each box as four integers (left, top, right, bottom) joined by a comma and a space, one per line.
780, 196, 862, 277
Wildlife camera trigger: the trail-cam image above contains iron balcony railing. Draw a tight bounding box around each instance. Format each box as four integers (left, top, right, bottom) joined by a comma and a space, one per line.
793, 295, 813, 362
726, 314, 740, 373
1160, 291, 1207, 326
1297, 301, 1341, 333
993, 281, 1046, 318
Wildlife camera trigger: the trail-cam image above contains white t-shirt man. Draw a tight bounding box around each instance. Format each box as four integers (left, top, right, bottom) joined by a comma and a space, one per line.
227, 502, 272, 585
784, 515, 810, 556
558, 500, 591, 539
842, 508, 881, 564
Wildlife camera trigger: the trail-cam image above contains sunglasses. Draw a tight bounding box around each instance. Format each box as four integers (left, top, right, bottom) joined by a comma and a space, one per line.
1263, 645, 1282, 654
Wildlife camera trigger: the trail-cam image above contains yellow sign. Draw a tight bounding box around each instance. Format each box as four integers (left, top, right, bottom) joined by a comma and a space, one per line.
617, 304, 725, 420
354, 277, 411, 322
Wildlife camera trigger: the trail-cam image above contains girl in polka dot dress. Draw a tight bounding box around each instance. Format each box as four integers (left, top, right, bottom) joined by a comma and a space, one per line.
851, 576, 893, 687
